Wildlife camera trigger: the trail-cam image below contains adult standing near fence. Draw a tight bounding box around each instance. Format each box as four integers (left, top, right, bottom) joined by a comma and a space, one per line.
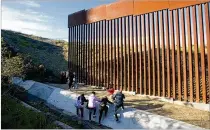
60, 71, 65, 84
68, 70, 74, 89
72, 72, 78, 89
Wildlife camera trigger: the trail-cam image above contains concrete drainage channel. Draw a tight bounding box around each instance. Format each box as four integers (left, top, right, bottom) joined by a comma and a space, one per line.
9, 89, 111, 129
9, 79, 111, 129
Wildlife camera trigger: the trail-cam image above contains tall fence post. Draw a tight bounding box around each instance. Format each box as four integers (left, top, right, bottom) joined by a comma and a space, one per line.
146, 14, 151, 95
150, 13, 156, 96
134, 16, 139, 93
116, 18, 119, 90
198, 4, 206, 103
120, 17, 124, 91
191, 6, 200, 103
204, 3, 210, 103
113, 19, 116, 90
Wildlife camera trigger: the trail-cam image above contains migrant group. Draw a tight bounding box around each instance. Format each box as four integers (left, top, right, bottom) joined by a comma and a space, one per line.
62, 71, 126, 125
74, 87, 125, 125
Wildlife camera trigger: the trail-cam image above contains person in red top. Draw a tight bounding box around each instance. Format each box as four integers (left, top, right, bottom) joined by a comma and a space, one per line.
107, 84, 115, 96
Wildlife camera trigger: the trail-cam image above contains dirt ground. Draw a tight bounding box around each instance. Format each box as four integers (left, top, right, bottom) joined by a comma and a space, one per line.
48, 83, 210, 129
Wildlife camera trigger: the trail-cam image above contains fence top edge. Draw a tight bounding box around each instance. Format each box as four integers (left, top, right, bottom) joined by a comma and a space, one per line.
68, 1, 210, 27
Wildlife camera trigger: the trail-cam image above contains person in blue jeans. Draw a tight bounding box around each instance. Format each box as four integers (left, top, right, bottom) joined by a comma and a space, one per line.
70, 72, 78, 89
87, 91, 100, 121
74, 94, 88, 118
72, 73, 78, 89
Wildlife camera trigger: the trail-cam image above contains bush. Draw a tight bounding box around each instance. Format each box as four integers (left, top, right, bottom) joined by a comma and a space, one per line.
1, 37, 17, 58
1, 55, 25, 78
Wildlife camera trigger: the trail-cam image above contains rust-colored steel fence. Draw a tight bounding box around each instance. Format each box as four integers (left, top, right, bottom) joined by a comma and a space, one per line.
68, 1, 210, 104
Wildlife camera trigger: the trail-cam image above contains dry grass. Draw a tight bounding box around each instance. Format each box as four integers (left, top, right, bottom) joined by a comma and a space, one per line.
48, 83, 210, 129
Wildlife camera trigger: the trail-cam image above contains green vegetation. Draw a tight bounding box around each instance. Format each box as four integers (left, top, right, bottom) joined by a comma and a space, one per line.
1, 30, 69, 129
2, 54, 25, 77
1, 95, 58, 129
1, 83, 59, 129
1, 29, 68, 77
2, 37, 25, 78
2, 37, 59, 83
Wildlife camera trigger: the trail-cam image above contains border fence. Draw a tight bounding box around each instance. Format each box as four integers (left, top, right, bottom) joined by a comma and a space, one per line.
68, 0, 210, 104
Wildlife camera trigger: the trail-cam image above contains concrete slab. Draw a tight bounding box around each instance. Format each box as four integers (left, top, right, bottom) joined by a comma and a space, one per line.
28, 82, 55, 101
12, 77, 35, 90
19, 80, 35, 90
11, 77, 23, 85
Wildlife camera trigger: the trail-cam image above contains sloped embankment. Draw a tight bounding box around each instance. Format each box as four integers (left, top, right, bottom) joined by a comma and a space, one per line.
1, 30, 68, 77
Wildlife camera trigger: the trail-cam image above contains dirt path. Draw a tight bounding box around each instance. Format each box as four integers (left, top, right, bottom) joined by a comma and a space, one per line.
47, 83, 210, 129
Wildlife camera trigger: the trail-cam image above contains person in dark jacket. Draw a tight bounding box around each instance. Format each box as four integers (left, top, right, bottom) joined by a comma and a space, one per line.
68, 71, 74, 89
60, 71, 65, 84
112, 89, 125, 121
98, 96, 113, 125
74, 94, 88, 118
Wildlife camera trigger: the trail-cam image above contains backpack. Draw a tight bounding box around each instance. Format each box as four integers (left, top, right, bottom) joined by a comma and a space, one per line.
75, 96, 83, 108
100, 98, 106, 107
100, 102, 105, 107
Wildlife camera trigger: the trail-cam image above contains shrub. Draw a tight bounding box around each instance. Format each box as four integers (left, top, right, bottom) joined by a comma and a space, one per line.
1, 38, 17, 58
19, 40, 30, 47
1, 55, 25, 78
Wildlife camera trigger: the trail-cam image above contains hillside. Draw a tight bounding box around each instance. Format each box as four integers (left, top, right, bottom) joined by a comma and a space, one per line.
1, 30, 68, 77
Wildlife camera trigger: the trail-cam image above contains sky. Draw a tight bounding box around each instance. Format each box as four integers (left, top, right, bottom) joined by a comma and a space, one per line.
2, 0, 116, 41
